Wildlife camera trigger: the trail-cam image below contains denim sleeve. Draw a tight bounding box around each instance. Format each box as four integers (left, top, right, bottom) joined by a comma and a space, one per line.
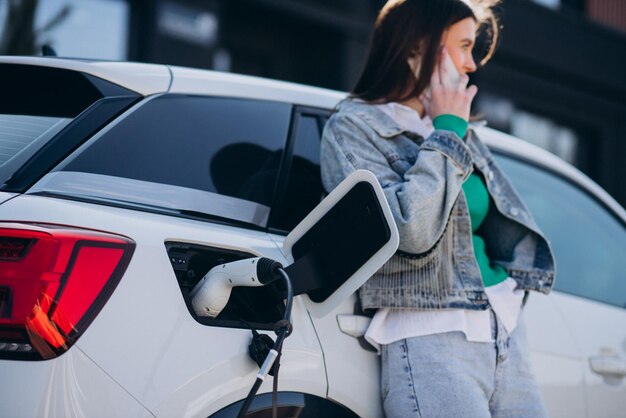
321, 113, 473, 255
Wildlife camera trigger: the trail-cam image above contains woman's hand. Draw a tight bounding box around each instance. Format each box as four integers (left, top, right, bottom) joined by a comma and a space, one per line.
428, 48, 478, 122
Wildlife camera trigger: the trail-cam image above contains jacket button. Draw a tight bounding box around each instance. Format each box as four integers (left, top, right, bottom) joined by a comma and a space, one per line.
510, 207, 520, 217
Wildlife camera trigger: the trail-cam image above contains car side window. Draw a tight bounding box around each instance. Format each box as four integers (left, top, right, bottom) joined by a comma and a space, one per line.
57, 95, 291, 227
495, 154, 626, 309
269, 110, 328, 232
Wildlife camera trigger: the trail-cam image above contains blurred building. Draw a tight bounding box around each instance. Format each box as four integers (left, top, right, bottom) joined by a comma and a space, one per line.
1, 0, 625, 206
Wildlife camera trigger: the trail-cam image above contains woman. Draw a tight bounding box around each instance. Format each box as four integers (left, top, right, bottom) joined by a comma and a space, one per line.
320, 0, 556, 417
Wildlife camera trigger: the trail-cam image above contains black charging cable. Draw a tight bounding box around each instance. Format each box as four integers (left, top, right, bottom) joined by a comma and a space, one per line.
237, 267, 293, 418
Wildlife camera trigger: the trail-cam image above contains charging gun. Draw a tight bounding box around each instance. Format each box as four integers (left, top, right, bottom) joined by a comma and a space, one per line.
190, 257, 283, 318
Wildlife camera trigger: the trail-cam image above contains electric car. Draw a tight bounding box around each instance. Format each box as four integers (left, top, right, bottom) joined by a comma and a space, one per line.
1, 57, 625, 418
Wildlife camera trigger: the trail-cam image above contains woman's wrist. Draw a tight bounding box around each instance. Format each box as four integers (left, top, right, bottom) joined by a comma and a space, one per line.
432, 114, 468, 139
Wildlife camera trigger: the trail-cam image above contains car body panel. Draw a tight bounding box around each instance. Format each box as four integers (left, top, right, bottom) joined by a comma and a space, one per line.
0, 195, 327, 417
0, 192, 16, 205
148, 298, 326, 418
0, 346, 154, 418
306, 296, 382, 418
168, 65, 345, 109
551, 292, 626, 418
523, 293, 587, 417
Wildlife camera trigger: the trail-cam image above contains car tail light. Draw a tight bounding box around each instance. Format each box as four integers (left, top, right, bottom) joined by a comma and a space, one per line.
0, 223, 134, 360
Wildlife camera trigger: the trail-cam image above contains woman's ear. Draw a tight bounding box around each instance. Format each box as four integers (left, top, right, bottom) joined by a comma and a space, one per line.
407, 53, 421, 80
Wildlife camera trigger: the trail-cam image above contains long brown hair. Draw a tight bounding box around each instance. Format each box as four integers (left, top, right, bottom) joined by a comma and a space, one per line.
352, 0, 500, 103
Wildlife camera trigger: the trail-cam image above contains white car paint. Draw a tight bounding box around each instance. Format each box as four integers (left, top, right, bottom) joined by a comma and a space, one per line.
0, 345, 154, 418
0, 56, 171, 96
550, 292, 626, 418
169, 65, 345, 109
0, 194, 328, 417
0, 192, 16, 205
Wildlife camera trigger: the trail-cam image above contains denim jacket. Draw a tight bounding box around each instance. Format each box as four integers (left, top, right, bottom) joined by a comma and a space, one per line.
321, 99, 555, 311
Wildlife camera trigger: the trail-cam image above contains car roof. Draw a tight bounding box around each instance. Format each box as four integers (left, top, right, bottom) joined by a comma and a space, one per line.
0, 56, 172, 95
0, 56, 346, 108
2, 56, 624, 222
168, 65, 346, 109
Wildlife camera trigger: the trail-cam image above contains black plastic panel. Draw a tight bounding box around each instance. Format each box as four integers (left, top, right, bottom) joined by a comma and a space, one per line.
0, 64, 138, 118
286, 181, 391, 302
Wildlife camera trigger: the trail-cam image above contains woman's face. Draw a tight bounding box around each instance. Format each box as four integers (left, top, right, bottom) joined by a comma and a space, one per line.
442, 17, 478, 75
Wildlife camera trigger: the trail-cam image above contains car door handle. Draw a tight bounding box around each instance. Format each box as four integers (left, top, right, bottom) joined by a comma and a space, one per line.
589, 355, 626, 378
336, 314, 371, 338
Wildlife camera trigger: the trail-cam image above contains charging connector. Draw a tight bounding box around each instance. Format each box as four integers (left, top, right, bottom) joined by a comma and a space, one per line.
190, 257, 283, 318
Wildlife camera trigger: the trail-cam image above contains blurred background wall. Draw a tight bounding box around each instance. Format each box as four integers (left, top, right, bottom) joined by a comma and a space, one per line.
1, 0, 625, 206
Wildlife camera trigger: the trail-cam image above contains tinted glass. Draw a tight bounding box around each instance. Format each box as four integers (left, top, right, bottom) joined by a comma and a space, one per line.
0, 65, 111, 118
62, 95, 291, 210
271, 113, 326, 231
496, 154, 626, 309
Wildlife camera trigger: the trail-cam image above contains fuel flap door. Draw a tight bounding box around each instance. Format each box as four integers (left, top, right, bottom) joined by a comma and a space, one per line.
283, 169, 399, 318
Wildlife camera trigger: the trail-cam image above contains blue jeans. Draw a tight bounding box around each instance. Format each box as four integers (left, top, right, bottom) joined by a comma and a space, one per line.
381, 311, 547, 418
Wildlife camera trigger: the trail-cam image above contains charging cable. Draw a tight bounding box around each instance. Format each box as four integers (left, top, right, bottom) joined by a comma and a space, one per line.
237, 267, 293, 418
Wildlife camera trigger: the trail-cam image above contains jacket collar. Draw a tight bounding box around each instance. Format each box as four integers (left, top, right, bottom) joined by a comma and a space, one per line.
337, 99, 409, 139
466, 127, 492, 168
337, 98, 487, 146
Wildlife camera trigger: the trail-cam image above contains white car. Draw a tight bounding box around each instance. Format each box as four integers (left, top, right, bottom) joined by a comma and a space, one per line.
0, 57, 625, 418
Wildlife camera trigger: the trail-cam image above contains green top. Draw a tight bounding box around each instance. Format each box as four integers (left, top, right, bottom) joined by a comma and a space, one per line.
432, 114, 468, 139
433, 114, 508, 287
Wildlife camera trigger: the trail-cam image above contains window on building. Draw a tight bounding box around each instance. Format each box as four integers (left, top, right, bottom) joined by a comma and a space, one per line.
476, 93, 581, 166
530, 0, 561, 10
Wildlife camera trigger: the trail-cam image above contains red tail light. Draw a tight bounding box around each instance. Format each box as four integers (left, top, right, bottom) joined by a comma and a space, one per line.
0, 223, 134, 360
